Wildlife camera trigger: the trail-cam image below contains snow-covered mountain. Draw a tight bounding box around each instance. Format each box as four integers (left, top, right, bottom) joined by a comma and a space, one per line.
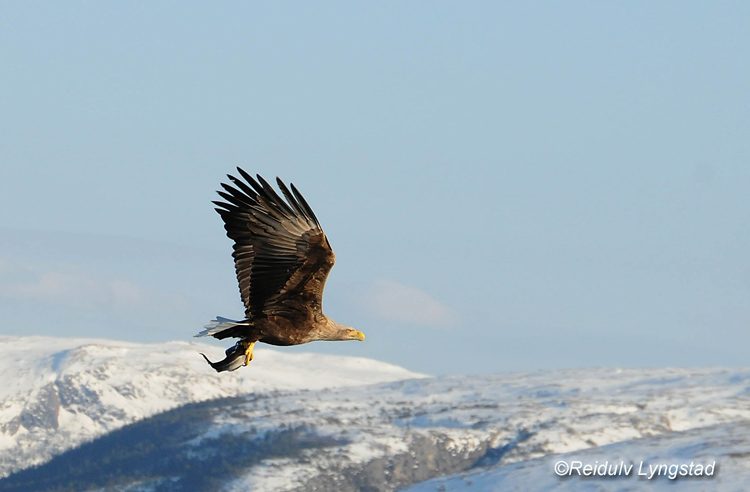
202, 367, 750, 492
2, 335, 750, 491
0, 335, 422, 478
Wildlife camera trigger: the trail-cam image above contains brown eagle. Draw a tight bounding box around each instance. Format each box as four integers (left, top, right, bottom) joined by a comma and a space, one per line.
196, 168, 365, 372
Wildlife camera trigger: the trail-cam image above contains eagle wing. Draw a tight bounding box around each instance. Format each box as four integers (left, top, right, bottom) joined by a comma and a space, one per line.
213, 168, 335, 321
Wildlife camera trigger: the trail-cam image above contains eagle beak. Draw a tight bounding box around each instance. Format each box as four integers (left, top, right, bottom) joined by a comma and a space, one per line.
351, 330, 365, 341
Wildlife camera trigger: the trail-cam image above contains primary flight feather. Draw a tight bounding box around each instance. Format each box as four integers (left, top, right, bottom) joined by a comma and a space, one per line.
196, 168, 365, 372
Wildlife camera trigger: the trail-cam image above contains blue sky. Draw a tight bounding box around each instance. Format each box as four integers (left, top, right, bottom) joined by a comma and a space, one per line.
1, 2, 749, 375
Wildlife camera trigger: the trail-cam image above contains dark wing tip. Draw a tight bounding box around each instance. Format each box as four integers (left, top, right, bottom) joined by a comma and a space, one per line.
236, 167, 261, 192
290, 182, 321, 227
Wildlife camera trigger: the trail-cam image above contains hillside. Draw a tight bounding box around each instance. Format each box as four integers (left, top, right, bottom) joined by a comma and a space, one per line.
0, 335, 422, 479
403, 419, 750, 491
1, 336, 749, 491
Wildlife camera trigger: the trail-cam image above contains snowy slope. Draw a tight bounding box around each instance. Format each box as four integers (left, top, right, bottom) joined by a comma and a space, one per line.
0, 335, 423, 477
402, 420, 750, 492
211, 367, 750, 491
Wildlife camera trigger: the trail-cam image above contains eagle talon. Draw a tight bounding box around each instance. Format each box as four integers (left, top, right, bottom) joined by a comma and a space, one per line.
243, 341, 255, 366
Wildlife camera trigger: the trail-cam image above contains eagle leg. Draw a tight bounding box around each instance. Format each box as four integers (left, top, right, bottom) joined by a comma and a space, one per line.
243, 341, 255, 365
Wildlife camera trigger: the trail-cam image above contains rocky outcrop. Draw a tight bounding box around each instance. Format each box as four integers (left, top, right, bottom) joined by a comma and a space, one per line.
295, 433, 493, 492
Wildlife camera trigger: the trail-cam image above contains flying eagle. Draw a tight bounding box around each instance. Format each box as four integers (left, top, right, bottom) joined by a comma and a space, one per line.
196, 168, 365, 372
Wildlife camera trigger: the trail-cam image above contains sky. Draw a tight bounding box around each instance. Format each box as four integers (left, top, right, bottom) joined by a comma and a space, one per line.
1, 2, 748, 375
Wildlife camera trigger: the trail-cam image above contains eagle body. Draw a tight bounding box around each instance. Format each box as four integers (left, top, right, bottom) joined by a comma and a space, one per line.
206, 314, 347, 346
196, 168, 364, 372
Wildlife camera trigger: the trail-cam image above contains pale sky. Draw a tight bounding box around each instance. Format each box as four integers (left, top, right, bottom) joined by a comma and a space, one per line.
1, 2, 749, 375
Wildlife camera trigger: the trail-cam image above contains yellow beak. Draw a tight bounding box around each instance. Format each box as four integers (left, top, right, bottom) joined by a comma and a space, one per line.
351, 330, 365, 341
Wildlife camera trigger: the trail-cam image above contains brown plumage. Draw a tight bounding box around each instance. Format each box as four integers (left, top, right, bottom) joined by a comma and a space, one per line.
196, 168, 365, 372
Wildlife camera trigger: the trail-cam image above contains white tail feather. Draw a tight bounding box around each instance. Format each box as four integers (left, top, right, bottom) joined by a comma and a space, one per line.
195, 316, 243, 337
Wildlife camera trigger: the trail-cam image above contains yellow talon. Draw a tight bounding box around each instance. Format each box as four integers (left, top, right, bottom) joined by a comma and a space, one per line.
244, 341, 255, 365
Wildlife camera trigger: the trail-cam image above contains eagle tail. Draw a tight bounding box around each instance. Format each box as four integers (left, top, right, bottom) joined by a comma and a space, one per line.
195, 316, 244, 338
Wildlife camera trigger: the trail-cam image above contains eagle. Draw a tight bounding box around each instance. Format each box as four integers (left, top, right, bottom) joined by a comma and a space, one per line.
196, 168, 365, 372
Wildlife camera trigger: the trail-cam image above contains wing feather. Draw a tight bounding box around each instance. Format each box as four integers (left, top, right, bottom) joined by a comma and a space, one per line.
291, 183, 321, 227
226, 173, 260, 202
275, 178, 307, 217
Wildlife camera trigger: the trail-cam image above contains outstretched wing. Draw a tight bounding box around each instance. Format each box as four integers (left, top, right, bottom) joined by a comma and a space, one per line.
213, 168, 335, 320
